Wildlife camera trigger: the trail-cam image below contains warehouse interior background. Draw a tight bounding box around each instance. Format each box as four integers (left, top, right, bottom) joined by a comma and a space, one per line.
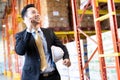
0, 0, 120, 80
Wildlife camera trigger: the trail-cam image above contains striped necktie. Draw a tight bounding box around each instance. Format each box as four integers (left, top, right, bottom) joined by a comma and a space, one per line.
34, 31, 47, 71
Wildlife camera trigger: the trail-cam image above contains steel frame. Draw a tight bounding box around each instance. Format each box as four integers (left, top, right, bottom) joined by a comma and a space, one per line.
92, 0, 107, 79
2, 0, 120, 80
92, 0, 120, 79
71, 0, 120, 80
70, 0, 84, 80
107, 0, 120, 79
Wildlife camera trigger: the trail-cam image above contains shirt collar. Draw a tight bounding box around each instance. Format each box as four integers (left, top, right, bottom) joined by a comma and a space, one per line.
31, 28, 42, 33
38, 28, 42, 32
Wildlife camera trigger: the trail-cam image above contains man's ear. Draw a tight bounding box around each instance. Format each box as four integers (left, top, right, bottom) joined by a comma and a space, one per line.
23, 17, 27, 23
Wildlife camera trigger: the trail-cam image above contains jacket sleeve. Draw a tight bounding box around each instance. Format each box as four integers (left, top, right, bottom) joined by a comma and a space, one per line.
15, 31, 32, 55
50, 29, 69, 59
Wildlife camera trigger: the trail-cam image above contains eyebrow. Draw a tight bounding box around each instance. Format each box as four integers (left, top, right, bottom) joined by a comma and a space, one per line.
30, 9, 38, 13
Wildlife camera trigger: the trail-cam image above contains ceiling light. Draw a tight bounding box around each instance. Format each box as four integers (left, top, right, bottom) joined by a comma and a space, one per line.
2, 24, 6, 28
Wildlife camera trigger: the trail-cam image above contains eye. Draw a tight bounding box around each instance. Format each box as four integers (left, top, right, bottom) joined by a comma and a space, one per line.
32, 10, 36, 14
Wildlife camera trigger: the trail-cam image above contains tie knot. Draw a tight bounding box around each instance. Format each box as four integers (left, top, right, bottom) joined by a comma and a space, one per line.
35, 30, 38, 33
34, 30, 41, 34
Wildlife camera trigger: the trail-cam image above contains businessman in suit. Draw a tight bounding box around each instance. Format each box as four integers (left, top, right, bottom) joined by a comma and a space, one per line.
15, 4, 71, 80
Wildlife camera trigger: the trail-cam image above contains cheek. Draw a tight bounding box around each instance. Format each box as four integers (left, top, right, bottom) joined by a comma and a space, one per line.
26, 16, 34, 21
28, 15, 34, 19
27, 13, 35, 18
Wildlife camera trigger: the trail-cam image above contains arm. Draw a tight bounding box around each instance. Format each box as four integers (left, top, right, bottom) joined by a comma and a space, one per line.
51, 30, 69, 59
15, 31, 32, 55
50, 29, 71, 67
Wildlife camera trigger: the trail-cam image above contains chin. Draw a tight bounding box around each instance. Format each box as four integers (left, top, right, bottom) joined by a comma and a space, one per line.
37, 21, 40, 23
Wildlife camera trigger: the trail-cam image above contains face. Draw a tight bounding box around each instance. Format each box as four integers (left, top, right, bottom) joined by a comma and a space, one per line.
24, 7, 41, 24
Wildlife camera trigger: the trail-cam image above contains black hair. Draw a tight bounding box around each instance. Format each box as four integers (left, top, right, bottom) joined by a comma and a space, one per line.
21, 4, 35, 19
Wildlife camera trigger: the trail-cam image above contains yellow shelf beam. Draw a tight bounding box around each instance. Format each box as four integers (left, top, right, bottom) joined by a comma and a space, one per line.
78, 9, 120, 15
55, 31, 74, 35
55, 30, 108, 39
98, 0, 120, 3
95, 12, 116, 21
55, 30, 108, 35
99, 53, 120, 57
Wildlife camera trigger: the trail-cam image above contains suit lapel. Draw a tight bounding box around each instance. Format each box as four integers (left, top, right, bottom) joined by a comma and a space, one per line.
41, 28, 51, 49
41, 28, 48, 42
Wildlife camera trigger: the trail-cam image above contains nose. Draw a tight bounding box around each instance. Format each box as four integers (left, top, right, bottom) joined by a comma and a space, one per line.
33, 14, 41, 21
36, 14, 40, 17
34, 13, 40, 17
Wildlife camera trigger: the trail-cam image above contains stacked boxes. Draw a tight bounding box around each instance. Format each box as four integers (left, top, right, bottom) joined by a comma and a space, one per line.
56, 41, 81, 80
56, 40, 89, 80
83, 40, 90, 79
87, 30, 118, 80
46, 0, 70, 30
80, 15, 94, 30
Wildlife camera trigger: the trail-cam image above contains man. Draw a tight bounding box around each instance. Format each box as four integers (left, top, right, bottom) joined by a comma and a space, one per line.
15, 4, 71, 80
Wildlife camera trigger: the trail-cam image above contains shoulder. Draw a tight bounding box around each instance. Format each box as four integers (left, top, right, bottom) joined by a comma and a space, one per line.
15, 29, 27, 37
16, 29, 26, 35
41, 28, 54, 33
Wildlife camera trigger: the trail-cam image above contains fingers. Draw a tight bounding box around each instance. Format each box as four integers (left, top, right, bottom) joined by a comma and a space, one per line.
63, 59, 71, 67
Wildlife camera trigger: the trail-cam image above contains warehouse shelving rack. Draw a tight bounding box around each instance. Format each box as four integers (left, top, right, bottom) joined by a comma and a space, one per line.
2, 0, 120, 80
71, 0, 120, 80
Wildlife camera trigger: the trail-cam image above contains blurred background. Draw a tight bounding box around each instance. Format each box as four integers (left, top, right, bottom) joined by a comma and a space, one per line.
0, 0, 120, 80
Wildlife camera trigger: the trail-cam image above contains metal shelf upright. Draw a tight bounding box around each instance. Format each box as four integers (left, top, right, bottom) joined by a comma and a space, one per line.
91, 0, 120, 80
70, 0, 84, 80
91, 0, 107, 80
71, 0, 120, 80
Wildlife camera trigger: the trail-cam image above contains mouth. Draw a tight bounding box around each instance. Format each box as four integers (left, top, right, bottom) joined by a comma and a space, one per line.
34, 16, 40, 21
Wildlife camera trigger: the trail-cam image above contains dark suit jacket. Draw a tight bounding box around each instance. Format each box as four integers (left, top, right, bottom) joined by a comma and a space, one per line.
15, 28, 69, 80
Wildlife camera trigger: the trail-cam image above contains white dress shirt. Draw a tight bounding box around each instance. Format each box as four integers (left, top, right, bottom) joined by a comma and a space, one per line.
26, 28, 55, 73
